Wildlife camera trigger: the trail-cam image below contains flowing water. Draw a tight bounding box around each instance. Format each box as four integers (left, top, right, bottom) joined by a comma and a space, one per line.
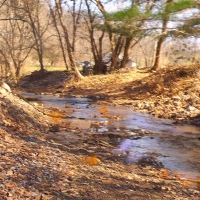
20, 92, 200, 189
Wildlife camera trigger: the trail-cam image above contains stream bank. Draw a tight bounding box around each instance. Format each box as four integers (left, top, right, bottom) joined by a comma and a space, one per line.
4, 65, 199, 199
17, 65, 200, 126
18, 92, 200, 191
2, 85, 198, 199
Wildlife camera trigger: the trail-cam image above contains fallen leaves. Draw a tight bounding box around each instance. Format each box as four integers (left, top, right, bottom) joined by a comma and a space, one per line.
17, 173, 26, 180
158, 169, 169, 179
48, 110, 66, 124
4, 182, 16, 188
98, 105, 122, 120
81, 156, 101, 165
6, 170, 14, 176
0, 143, 6, 148
0, 129, 75, 199
1, 70, 200, 199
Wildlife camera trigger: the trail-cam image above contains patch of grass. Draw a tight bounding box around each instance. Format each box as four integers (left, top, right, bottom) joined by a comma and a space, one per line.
21, 65, 67, 76
44, 65, 67, 71
21, 66, 40, 75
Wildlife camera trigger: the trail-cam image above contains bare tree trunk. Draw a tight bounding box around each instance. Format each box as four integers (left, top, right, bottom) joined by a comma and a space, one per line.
109, 33, 118, 71
55, 0, 84, 80
87, 20, 100, 73
95, 0, 118, 71
151, 34, 166, 71
0, 49, 14, 79
71, 0, 82, 53
91, 30, 104, 73
23, 0, 47, 74
97, 31, 104, 72
84, 0, 105, 74
120, 37, 132, 69
151, 0, 172, 71
49, 6, 69, 70
37, 41, 45, 73
115, 36, 125, 56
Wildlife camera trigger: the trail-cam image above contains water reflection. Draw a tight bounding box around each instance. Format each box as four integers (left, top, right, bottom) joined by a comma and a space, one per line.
20, 92, 200, 189
114, 134, 200, 189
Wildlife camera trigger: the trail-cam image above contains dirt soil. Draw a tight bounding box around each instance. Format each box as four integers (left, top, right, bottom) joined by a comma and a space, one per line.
0, 65, 200, 199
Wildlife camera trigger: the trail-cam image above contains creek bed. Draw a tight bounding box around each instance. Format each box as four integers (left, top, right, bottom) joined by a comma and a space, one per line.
20, 92, 200, 190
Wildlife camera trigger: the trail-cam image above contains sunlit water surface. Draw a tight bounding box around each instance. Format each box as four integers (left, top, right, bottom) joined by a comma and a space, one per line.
20, 92, 200, 189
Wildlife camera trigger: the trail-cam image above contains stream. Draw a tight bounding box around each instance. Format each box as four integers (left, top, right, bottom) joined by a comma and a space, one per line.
20, 92, 200, 189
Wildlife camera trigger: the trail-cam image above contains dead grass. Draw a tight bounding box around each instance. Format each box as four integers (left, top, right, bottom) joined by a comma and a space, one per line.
64, 64, 200, 101
65, 71, 149, 99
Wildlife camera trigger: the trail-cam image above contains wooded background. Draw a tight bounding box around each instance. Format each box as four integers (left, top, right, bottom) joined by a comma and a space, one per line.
0, 0, 199, 80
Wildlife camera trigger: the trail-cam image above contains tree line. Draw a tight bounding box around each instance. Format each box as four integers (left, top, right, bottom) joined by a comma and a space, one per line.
0, 0, 199, 80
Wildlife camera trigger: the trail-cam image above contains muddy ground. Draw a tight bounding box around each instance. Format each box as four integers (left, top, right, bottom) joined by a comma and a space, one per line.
0, 65, 200, 199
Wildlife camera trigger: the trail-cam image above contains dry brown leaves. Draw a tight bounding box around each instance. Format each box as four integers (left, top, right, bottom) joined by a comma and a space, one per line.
0, 128, 74, 199
81, 156, 101, 165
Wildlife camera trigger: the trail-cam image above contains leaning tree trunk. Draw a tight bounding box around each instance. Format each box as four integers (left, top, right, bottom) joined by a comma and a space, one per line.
62, 23, 83, 80
50, 6, 69, 70
55, 0, 84, 80
120, 37, 132, 69
151, 0, 172, 71
151, 37, 164, 71
95, 0, 118, 72
85, 0, 105, 74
